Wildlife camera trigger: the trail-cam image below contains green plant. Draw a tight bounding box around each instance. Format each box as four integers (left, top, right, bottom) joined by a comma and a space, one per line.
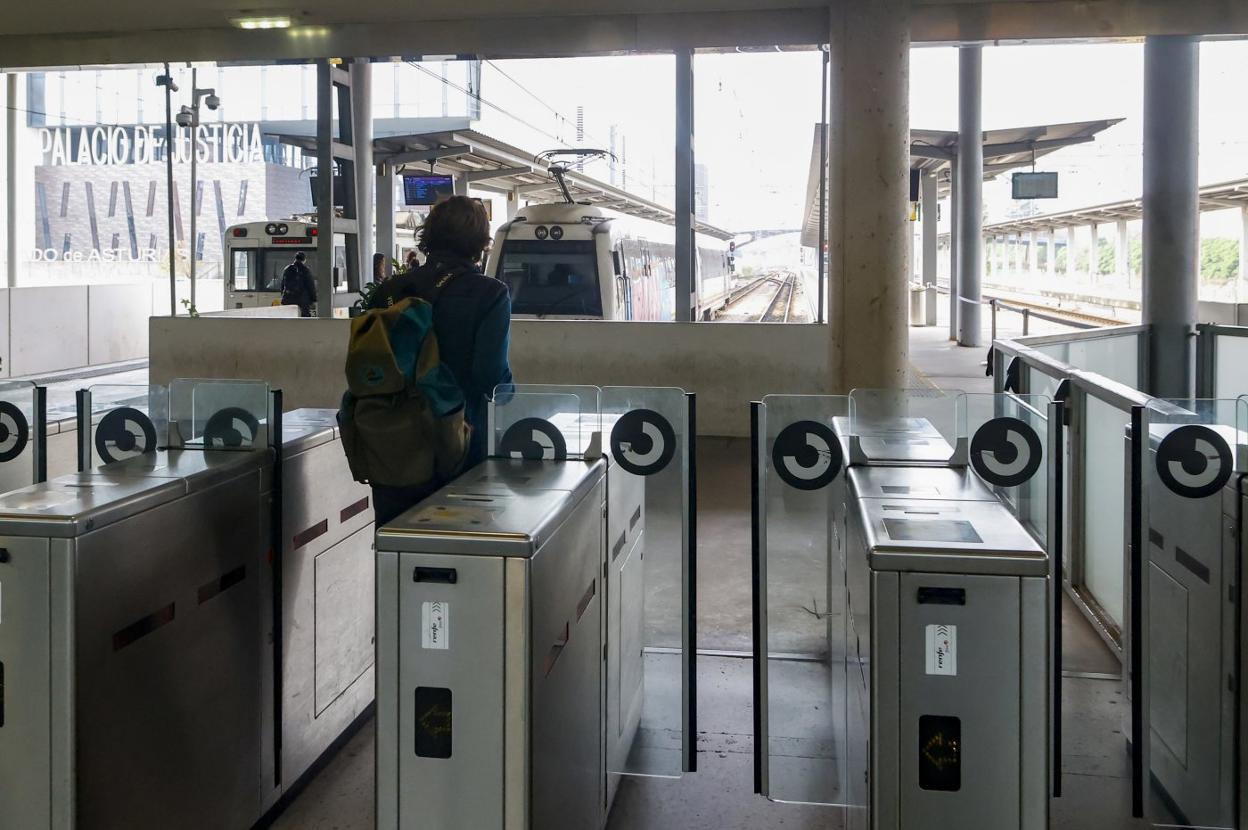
351, 281, 380, 317
180, 298, 200, 318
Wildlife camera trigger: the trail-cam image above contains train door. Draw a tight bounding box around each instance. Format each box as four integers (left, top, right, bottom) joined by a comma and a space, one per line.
1133, 398, 1239, 829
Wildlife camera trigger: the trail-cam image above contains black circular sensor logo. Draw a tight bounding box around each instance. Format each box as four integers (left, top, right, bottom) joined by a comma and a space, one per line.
970, 417, 1043, 488
1156, 424, 1233, 499
772, 420, 843, 491
499, 418, 567, 461
610, 409, 676, 476
0, 400, 30, 463
96, 407, 158, 464
203, 407, 262, 449
534, 225, 549, 240
549, 225, 564, 240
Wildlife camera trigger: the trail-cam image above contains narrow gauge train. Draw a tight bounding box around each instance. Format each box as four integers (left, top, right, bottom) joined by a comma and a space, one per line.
486, 202, 734, 320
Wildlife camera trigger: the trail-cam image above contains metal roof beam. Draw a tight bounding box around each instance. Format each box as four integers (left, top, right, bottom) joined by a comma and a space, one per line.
383, 144, 471, 165
910, 144, 955, 161
981, 134, 1096, 158
461, 166, 532, 183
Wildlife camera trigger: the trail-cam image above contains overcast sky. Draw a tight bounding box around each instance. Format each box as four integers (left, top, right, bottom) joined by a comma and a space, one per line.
490, 41, 1248, 236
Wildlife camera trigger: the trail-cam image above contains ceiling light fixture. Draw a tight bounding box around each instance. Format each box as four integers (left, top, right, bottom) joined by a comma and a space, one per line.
231, 15, 293, 29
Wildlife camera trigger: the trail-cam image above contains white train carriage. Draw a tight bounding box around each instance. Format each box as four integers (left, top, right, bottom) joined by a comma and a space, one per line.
486, 203, 733, 321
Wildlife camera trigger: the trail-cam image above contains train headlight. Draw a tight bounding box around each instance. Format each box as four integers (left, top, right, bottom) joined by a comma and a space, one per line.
535, 225, 549, 240
549, 225, 564, 240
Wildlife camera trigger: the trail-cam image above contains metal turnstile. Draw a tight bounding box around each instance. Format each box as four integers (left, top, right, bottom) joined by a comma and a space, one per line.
376, 458, 609, 829
753, 390, 1060, 830
0, 380, 275, 830
0, 381, 376, 829
378, 384, 697, 829
1125, 399, 1246, 829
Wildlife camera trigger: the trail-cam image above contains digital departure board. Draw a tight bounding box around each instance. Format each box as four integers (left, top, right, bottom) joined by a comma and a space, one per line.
1012, 171, 1059, 199
403, 174, 455, 206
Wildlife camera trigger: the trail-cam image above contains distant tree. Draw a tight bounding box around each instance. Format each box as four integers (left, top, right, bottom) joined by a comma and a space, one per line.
1201, 238, 1240, 284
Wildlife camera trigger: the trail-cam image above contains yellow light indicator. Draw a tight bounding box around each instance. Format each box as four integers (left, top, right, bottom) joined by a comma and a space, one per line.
231, 15, 293, 29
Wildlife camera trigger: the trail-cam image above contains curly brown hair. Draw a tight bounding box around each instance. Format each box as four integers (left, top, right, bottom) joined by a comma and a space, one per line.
418, 195, 491, 262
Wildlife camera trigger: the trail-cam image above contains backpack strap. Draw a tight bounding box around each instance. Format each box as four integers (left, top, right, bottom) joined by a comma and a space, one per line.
415, 263, 472, 306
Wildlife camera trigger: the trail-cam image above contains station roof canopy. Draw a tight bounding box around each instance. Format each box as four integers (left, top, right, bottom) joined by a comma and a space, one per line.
982, 176, 1248, 235
801, 118, 1122, 248
271, 127, 735, 241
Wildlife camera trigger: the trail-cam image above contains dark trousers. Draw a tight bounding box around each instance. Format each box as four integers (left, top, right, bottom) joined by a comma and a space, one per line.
372, 481, 438, 527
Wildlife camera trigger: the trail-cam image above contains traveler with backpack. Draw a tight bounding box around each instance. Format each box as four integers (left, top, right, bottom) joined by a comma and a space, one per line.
340, 196, 513, 525
280, 251, 318, 317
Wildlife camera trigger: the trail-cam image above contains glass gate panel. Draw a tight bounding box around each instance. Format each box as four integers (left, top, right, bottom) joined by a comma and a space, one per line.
601, 387, 692, 778
489, 385, 597, 460
754, 394, 857, 807
1136, 398, 1240, 829
82, 385, 170, 468
847, 388, 958, 465
168, 379, 272, 450
957, 393, 1052, 544
0, 381, 43, 494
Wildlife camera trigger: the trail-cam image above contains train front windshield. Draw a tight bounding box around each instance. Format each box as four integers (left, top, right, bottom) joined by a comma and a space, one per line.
498, 240, 602, 316
231, 249, 310, 292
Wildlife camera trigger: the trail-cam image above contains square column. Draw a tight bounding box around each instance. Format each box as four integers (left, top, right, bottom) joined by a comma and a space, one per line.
1067, 226, 1079, 279
1116, 219, 1130, 285
1046, 228, 1056, 277
375, 162, 395, 279
828, 0, 911, 388
921, 170, 938, 325
1089, 222, 1100, 283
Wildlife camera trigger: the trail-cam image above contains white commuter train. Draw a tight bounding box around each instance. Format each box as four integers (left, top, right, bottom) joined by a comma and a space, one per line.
485, 202, 734, 321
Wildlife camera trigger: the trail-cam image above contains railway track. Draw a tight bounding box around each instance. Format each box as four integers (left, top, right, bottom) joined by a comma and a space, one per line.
761, 272, 797, 323
987, 293, 1124, 328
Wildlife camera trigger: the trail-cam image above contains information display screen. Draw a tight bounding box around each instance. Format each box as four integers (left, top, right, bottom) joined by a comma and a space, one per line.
403, 174, 455, 206
1012, 171, 1059, 200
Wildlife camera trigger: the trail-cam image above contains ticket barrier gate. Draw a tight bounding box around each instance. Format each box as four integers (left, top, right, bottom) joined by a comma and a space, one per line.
0, 380, 375, 828
752, 390, 1060, 830
0, 381, 48, 494
376, 385, 697, 829
1125, 398, 1248, 829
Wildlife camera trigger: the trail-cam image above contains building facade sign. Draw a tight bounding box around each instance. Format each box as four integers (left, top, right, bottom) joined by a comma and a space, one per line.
38, 123, 266, 166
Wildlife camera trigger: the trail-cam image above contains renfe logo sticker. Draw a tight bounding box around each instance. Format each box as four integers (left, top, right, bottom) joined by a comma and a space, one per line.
422, 601, 450, 650
925, 624, 957, 676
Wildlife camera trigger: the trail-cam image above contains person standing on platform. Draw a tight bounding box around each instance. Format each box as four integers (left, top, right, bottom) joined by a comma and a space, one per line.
280, 251, 318, 317
367, 196, 514, 524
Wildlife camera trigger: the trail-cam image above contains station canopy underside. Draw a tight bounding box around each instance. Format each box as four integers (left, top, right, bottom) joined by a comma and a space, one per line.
272, 127, 734, 241
982, 176, 1248, 235
801, 118, 1122, 248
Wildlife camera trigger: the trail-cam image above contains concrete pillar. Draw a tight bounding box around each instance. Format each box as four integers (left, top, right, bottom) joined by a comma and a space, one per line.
1116, 219, 1130, 284
828, 0, 910, 390
948, 162, 959, 340
1046, 228, 1056, 277
1143, 35, 1199, 399
506, 189, 520, 221
376, 162, 395, 278
921, 170, 938, 326
452, 175, 468, 197
1239, 206, 1247, 295
1028, 231, 1039, 276
1089, 222, 1100, 283
1067, 226, 1079, 278
351, 59, 374, 282
1012, 235, 1023, 275
956, 45, 983, 347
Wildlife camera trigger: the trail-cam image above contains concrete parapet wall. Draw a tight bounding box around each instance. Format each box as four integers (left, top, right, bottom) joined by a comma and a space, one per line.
149, 317, 832, 436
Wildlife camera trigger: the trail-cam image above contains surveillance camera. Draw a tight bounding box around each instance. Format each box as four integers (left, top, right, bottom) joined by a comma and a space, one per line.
175, 108, 193, 128
205, 94, 220, 111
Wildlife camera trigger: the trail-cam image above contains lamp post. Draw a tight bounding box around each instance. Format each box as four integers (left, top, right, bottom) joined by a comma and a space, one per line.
176, 67, 219, 312
155, 66, 179, 315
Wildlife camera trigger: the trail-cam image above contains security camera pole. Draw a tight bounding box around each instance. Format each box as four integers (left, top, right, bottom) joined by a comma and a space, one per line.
155, 65, 179, 315
182, 66, 219, 311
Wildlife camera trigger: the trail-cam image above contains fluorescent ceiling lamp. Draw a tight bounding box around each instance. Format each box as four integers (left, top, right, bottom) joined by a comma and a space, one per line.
231, 15, 293, 29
